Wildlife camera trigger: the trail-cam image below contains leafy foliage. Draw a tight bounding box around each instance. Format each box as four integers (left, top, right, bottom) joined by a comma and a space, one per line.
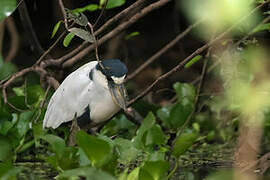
1, 0, 270, 179
0, 55, 17, 81
0, 0, 16, 21
63, 32, 75, 47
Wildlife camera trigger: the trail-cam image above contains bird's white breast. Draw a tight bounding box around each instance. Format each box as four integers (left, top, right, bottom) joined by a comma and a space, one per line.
89, 83, 120, 123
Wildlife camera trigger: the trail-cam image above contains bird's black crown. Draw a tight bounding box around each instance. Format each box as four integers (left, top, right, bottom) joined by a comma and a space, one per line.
96, 59, 128, 78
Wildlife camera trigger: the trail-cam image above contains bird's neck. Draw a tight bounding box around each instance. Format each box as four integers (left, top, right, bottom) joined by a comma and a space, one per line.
93, 68, 109, 90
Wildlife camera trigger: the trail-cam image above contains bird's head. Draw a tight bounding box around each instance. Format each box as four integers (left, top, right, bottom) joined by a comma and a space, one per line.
95, 59, 128, 110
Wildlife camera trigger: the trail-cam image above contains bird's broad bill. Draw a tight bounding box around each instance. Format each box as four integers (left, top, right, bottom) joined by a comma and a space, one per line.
108, 80, 128, 110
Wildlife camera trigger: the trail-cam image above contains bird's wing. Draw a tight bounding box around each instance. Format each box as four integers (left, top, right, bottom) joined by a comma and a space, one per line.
43, 61, 98, 129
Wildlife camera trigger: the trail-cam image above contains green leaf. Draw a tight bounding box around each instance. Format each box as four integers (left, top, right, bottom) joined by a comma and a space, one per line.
0, 55, 17, 81
173, 82, 195, 105
78, 147, 91, 166
32, 123, 46, 147
41, 134, 66, 158
170, 102, 193, 128
16, 111, 34, 138
57, 167, 116, 180
76, 130, 113, 167
139, 160, 170, 180
7, 96, 27, 110
100, 0, 126, 9
63, 32, 75, 47
72, 4, 99, 13
66, 9, 88, 26
172, 132, 198, 158
0, 121, 13, 136
156, 105, 172, 128
69, 27, 94, 43
157, 103, 193, 129
205, 170, 233, 180
252, 23, 270, 33
12, 86, 25, 97
0, 162, 22, 180
114, 138, 139, 164
0, 114, 17, 136
26, 84, 45, 105
57, 146, 79, 170
127, 167, 140, 180
184, 55, 202, 68
147, 151, 166, 161
132, 112, 155, 149
125, 32, 140, 40
100, 114, 136, 139
0, 136, 13, 162
51, 21, 62, 38
0, 0, 16, 21
143, 125, 167, 147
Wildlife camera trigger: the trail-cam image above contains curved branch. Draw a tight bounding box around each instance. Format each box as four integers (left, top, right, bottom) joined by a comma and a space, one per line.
126, 19, 202, 81
127, 1, 268, 106
5, 17, 19, 62
43, 0, 147, 68
18, 0, 45, 55
62, 0, 172, 68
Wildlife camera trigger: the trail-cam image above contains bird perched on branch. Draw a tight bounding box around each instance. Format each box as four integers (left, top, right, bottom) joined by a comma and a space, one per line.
43, 59, 128, 131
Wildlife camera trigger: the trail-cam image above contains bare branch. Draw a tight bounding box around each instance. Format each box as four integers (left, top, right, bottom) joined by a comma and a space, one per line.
191, 15, 270, 85
5, 17, 19, 62
63, 0, 172, 68
93, 0, 108, 28
42, 0, 147, 68
126, 19, 203, 81
88, 21, 104, 70
127, 1, 268, 106
178, 46, 211, 136
95, 0, 146, 35
58, 0, 68, 30
18, 0, 45, 55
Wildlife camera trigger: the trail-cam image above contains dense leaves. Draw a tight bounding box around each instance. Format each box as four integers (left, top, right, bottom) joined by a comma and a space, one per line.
0, 77, 238, 179
1, 0, 270, 179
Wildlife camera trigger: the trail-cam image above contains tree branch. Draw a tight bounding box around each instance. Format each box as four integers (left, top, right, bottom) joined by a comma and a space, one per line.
126, 19, 202, 81
18, 0, 45, 55
42, 0, 147, 69
62, 0, 172, 68
127, 1, 268, 106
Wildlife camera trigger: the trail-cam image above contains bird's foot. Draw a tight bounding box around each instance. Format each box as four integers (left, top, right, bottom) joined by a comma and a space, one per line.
68, 120, 81, 146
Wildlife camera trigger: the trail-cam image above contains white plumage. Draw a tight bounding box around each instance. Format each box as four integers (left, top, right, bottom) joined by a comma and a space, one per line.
43, 61, 122, 129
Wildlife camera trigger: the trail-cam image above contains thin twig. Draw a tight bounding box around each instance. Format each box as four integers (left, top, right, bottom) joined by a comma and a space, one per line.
18, 0, 45, 55
58, 0, 68, 30
2, 66, 47, 104
235, 15, 270, 47
5, 17, 19, 62
34, 85, 51, 123
191, 15, 270, 85
37, 30, 67, 65
95, 0, 146, 35
178, 48, 210, 136
93, 0, 108, 28
63, 0, 172, 67
42, 0, 147, 68
88, 22, 104, 69
126, 19, 203, 81
127, 1, 268, 106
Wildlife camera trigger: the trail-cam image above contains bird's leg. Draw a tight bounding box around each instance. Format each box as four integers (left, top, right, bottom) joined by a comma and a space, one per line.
124, 107, 143, 125
68, 114, 81, 146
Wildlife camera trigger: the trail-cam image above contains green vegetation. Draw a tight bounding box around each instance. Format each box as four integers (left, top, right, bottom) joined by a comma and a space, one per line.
1, 0, 270, 179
